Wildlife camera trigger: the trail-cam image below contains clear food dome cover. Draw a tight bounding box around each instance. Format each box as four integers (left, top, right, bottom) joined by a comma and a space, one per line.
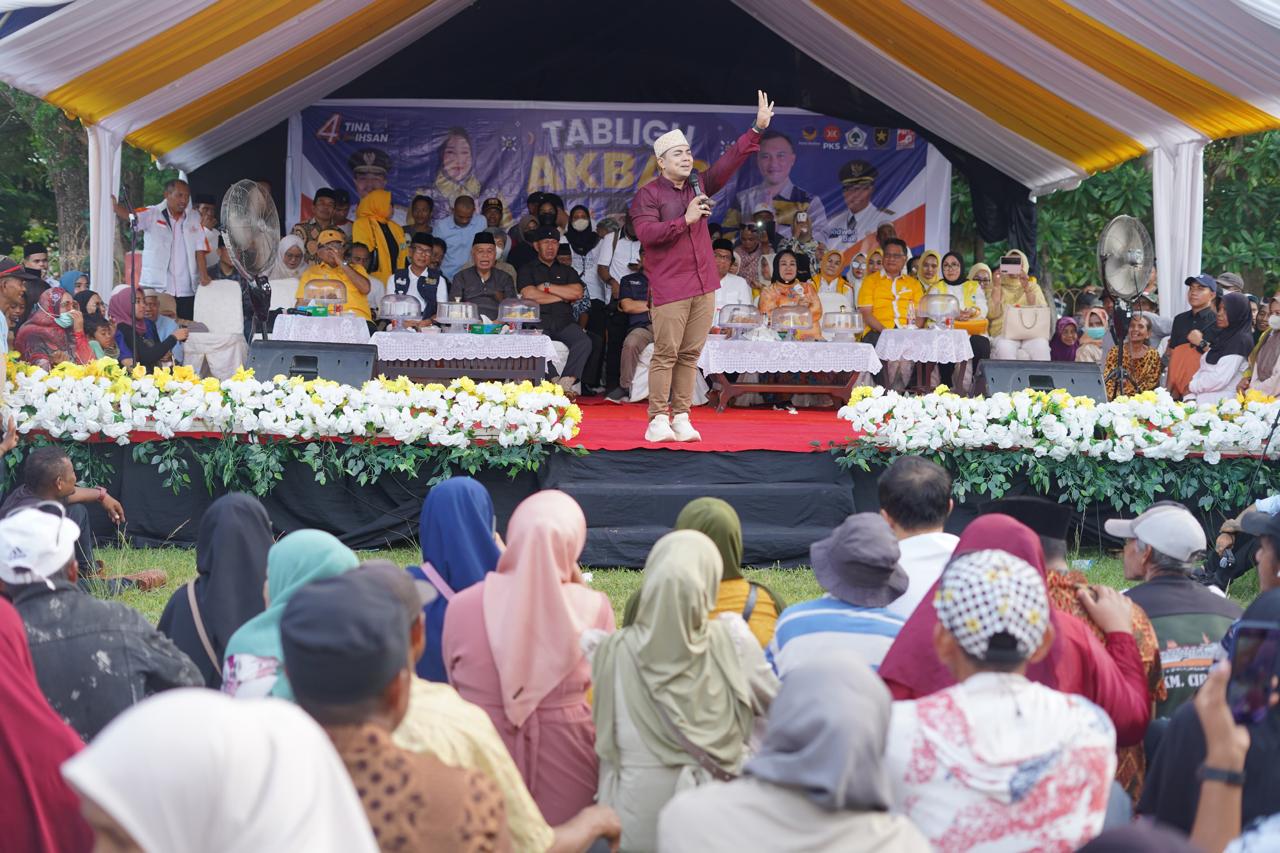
497, 298, 541, 324
434, 300, 480, 330
770, 305, 813, 331
301, 279, 347, 306
379, 293, 421, 330
821, 306, 864, 341
920, 293, 960, 324
718, 304, 764, 328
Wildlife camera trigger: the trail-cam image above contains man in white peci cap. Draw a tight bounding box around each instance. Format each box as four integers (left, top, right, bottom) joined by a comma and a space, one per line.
629, 91, 775, 443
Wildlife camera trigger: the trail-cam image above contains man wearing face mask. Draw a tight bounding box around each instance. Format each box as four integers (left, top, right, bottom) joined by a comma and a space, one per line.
630, 91, 774, 443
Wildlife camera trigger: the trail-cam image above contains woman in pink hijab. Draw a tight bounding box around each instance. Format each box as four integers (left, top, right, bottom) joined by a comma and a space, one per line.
442, 490, 615, 825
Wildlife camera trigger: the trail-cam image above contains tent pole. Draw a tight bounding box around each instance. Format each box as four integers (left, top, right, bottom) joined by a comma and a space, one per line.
86, 124, 123, 299
1151, 140, 1206, 320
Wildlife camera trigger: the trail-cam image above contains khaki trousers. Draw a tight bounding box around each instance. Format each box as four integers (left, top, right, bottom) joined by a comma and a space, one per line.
648, 291, 715, 418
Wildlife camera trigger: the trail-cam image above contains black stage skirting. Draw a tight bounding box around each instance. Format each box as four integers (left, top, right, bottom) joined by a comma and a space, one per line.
69, 441, 1240, 568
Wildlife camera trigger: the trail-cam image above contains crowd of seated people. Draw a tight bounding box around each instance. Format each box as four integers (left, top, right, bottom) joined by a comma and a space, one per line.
12, 176, 1280, 409
1, 451, 1278, 851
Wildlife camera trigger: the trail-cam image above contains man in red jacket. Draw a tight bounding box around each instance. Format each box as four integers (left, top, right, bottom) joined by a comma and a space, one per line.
630, 90, 774, 442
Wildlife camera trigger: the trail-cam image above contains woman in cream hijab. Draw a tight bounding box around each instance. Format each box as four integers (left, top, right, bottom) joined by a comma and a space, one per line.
657, 652, 929, 852
61, 689, 377, 853
591, 530, 778, 851
988, 248, 1051, 361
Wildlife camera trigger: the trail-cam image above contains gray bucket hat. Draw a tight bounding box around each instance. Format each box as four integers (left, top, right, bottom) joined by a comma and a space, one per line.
810, 513, 909, 608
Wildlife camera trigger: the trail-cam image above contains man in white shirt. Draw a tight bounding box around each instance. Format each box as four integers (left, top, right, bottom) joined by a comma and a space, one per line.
823, 160, 895, 258
112, 179, 206, 320
595, 217, 642, 298
389, 232, 449, 324
712, 239, 753, 312
878, 456, 958, 619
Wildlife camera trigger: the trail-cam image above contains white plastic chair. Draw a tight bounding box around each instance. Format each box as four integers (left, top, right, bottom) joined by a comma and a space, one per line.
185, 279, 248, 379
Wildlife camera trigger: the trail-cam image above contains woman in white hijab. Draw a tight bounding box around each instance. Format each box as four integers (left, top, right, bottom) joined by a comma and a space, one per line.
61, 689, 378, 853
268, 234, 307, 280
656, 651, 929, 852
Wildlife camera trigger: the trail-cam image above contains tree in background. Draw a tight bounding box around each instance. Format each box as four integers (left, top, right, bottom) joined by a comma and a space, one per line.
0, 83, 178, 281
953, 130, 1280, 298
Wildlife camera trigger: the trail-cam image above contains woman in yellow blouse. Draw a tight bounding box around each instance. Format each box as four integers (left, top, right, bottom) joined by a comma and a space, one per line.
758, 250, 823, 340
988, 249, 1050, 361
620, 498, 785, 647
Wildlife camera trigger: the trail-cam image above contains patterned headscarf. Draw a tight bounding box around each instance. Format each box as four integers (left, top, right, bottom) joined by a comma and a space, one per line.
935, 549, 1050, 664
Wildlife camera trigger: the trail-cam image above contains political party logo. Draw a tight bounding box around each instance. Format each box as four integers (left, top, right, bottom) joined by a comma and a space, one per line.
873, 127, 890, 148
844, 126, 867, 149
823, 124, 841, 143
801, 126, 818, 142
897, 129, 917, 149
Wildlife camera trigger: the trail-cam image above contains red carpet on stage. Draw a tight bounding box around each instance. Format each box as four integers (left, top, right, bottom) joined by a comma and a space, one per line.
569, 399, 855, 452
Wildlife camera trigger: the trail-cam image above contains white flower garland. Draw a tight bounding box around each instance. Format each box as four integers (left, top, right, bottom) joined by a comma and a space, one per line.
4, 359, 581, 448
838, 385, 1280, 464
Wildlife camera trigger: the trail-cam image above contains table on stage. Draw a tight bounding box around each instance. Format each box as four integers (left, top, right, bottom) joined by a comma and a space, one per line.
697, 337, 882, 412
873, 327, 973, 392
271, 314, 371, 345
371, 330, 557, 383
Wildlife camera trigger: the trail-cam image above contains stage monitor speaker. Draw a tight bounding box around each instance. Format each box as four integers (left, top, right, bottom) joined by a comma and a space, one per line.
976, 359, 1107, 402
247, 340, 377, 386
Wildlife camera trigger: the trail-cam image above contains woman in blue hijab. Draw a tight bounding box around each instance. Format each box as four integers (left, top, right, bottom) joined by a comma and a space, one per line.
410, 477, 502, 681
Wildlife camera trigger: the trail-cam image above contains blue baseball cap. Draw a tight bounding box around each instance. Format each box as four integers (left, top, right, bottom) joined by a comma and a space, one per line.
1184, 274, 1218, 292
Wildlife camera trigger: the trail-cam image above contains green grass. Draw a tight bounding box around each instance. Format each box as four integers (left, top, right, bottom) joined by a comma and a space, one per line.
94, 545, 1260, 624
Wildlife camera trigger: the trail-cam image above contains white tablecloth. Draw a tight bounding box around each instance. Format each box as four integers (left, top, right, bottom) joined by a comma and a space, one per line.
697, 338, 882, 375
874, 328, 973, 364
370, 331, 558, 362
272, 314, 371, 345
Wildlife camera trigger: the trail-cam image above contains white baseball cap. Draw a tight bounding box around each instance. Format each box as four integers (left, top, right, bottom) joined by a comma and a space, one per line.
0, 505, 79, 589
1104, 503, 1207, 562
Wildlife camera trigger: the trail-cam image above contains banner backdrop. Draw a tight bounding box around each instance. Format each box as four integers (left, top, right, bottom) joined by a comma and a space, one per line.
288, 99, 950, 269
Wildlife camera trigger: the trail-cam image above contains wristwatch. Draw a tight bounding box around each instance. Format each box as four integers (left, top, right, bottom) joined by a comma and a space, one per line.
1197, 764, 1246, 786
541, 284, 551, 293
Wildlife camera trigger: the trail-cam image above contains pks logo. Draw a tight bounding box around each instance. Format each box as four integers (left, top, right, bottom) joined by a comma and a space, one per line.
822, 125, 841, 143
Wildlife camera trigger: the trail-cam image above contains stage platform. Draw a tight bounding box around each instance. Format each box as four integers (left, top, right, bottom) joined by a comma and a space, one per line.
83, 403, 861, 568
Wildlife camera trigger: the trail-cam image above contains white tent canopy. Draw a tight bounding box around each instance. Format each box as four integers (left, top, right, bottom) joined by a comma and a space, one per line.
3, 0, 1280, 312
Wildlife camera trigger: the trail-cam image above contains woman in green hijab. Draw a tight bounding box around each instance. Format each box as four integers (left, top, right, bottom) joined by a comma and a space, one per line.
621, 498, 786, 647
221, 529, 359, 700
592, 530, 778, 851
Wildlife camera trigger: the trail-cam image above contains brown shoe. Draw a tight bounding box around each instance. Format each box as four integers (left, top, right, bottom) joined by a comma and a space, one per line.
121, 570, 168, 591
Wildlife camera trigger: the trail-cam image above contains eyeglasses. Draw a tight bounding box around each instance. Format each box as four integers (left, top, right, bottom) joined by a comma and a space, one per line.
883, 252, 906, 259
976, 275, 991, 283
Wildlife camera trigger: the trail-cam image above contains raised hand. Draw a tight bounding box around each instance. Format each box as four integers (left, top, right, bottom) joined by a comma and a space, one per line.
756, 90, 775, 130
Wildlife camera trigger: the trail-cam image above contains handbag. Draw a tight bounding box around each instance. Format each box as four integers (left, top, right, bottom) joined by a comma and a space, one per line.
186, 580, 222, 676
1004, 305, 1051, 342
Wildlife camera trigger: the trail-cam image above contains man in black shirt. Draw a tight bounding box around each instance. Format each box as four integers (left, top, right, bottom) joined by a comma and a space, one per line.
1167, 274, 1219, 398
449, 232, 512, 319
517, 228, 592, 393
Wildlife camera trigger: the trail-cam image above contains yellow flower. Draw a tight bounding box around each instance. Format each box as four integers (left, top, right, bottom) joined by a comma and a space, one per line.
131, 364, 148, 380
848, 386, 876, 404
565, 403, 583, 423
230, 366, 256, 382
200, 377, 221, 393
1245, 389, 1277, 405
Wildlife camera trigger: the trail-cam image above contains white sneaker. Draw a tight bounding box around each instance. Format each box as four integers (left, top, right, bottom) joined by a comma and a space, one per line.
645, 414, 676, 443
671, 413, 702, 442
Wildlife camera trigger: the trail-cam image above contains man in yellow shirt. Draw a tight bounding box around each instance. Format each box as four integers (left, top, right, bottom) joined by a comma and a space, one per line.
295, 228, 373, 320
857, 237, 922, 343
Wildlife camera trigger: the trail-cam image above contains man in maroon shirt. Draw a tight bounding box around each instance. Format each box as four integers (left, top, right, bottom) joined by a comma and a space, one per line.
630, 90, 775, 442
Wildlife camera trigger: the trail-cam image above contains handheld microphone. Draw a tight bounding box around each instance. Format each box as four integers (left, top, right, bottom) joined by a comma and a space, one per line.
689, 171, 703, 199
